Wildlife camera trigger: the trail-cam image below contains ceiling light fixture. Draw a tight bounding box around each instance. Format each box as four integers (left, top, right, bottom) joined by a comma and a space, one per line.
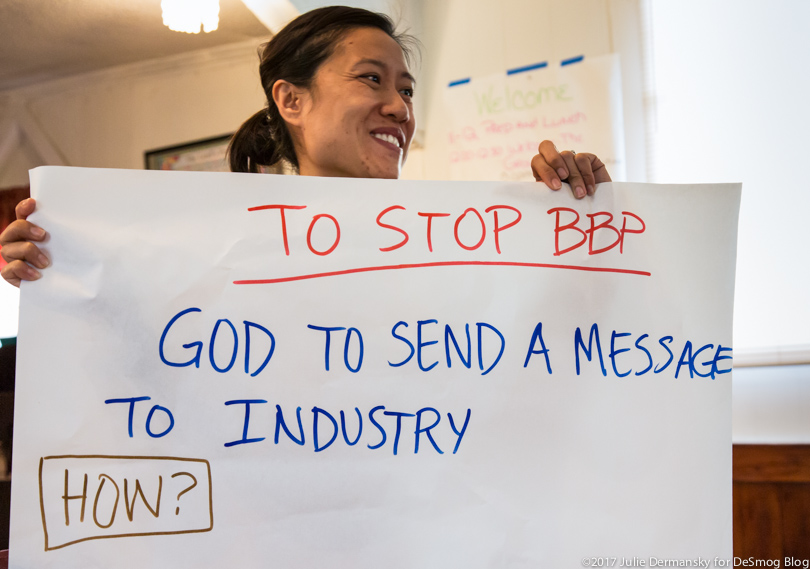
161, 0, 220, 34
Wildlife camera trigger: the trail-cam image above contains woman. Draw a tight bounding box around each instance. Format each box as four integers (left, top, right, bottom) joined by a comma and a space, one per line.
1, 6, 610, 287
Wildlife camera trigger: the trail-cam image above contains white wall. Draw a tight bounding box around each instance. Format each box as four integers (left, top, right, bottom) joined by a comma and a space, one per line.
648, 0, 810, 354
0, 38, 269, 187
416, 0, 646, 182
733, 365, 810, 443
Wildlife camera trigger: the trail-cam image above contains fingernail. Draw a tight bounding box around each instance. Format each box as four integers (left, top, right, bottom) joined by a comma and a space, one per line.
587, 184, 595, 195
27, 267, 42, 280
37, 254, 50, 268
575, 186, 586, 199
557, 168, 567, 179
552, 178, 562, 190
32, 226, 45, 238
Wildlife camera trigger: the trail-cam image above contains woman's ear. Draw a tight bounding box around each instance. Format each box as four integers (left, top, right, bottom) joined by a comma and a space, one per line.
272, 80, 308, 126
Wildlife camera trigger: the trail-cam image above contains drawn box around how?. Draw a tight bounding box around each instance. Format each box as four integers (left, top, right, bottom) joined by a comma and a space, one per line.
38, 455, 213, 550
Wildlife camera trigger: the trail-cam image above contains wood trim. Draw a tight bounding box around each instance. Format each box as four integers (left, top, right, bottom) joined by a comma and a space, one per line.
733, 482, 783, 558
733, 444, 810, 483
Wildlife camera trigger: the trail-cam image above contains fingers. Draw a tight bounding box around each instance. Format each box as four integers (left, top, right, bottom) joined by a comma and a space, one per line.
568, 152, 611, 195
574, 153, 597, 196
539, 140, 569, 181
0, 198, 48, 288
531, 140, 567, 190
531, 141, 612, 198
0, 259, 41, 288
1, 198, 46, 249
15, 197, 37, 221
0, 218, 46, 248
1, 198, 45, 246
561, 151, 587, 199
0, 219, 49, 273
589, 154, 611, 184
530, 154, 561, 190
0, 239, 50, 269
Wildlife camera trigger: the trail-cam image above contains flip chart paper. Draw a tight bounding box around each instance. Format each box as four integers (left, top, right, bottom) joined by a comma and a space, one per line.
12, 167, 740, 567
443, 54, 625, 181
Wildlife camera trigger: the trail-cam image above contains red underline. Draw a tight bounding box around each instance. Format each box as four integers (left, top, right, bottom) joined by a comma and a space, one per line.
233, 261, 651, 285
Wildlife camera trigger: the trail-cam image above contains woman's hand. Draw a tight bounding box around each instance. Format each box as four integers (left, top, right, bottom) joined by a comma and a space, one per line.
0, 198, 49, 287
531, 140, 611, 199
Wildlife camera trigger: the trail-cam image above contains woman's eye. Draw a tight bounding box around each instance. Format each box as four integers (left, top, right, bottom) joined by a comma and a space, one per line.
400, 88, 414, 98
362, 74, 380, 83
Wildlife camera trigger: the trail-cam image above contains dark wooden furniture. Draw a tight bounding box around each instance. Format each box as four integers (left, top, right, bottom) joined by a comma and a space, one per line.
734, 444, 810, 559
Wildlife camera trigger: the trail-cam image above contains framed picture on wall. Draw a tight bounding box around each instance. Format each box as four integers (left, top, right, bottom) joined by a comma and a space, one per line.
144, 134, 233, 172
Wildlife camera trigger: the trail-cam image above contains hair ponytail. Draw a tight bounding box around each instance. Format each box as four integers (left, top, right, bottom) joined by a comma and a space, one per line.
228, 109, 276, 173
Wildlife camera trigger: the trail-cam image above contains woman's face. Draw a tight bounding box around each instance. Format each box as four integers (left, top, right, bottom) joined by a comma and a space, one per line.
290, 27, 416, 179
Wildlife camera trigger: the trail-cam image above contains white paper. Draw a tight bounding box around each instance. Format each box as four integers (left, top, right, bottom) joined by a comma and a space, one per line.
12, 167, 740, 568
443, 54, 625, 181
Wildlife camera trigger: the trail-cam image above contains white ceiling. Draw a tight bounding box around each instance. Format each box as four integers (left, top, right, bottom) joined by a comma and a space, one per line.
0, 0, 273, 91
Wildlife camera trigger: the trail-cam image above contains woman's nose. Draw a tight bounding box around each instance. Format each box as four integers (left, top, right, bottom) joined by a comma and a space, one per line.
382, 88, 410, 123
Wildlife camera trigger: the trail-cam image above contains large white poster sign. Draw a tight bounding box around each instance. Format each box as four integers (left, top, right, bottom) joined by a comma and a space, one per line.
443, 54, 626, 182
12, 167, 740, 568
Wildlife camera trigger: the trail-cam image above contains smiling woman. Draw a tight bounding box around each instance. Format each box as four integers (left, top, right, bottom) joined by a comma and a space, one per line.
228, 7, 418, 179
0, 5, 612, 288
282, 27, 416, 179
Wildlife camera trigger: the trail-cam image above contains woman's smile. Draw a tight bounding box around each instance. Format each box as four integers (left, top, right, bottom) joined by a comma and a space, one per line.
371, 128, 405, 153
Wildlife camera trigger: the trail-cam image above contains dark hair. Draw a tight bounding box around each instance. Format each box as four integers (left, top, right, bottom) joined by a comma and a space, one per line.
228, 6, 417, 173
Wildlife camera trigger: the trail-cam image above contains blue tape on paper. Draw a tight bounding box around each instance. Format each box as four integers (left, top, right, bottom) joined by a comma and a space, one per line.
561, 55, 584, 66
506, 61, 548, 75
449, 55, 582, 87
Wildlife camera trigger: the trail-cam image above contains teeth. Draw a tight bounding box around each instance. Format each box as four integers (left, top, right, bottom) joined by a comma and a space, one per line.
372, 133, 401, 148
